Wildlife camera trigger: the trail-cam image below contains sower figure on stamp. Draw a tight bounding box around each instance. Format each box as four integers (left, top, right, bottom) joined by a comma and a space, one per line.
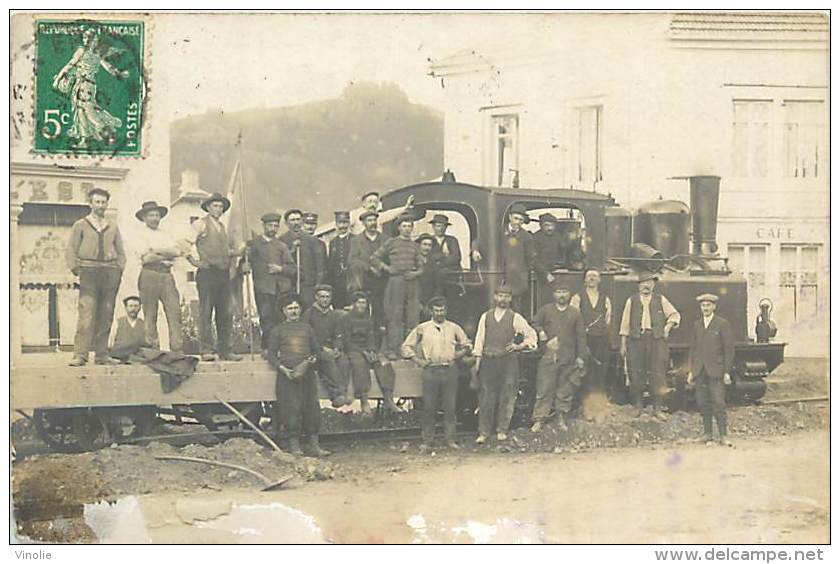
135, 201, 183, 352
109, 295, 146, 362
266, 294, 330, 457
347, 210, 386, 326
501, 204, 537, 315
401, 296, 471, 453
687, 293, 735, 447
370, 213, 423, 360
472, 284, 537, 445
570, 269, 613, 419
530, 283, 588, 433
279, 209, 326, 309
247, 212, 297, 351
327, 211, 353, 309
619, 272, 680, 420
183, 192, 242, 362
302, 284, 352, 409
66, 187, 126, 366
428, 214, 464, 323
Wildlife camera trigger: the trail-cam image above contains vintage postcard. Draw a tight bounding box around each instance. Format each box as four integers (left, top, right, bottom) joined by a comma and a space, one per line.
8, 10, 830, 551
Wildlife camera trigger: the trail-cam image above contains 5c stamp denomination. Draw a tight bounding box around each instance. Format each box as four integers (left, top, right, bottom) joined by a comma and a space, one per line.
34, 19, 145, 157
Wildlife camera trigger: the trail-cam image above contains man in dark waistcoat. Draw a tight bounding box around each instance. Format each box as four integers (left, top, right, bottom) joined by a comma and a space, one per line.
302, 284, 352, 408
109, 295, 147, 361
247, 213, 297, 350
66, 187, 126, 366
266, 293, 330, 457
501, 204, 537, 315
327, 211, 353, 309
472, 284, 538, 444
570, 269, 614, 415
184, 192, 242, 362
619, 272, 681, 419
279, 209, 327, 310
531, 283, 588, 433
687, 293, 735, 446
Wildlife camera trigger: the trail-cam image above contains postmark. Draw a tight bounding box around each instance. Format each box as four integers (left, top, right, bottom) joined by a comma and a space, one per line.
33, 19, 145, 157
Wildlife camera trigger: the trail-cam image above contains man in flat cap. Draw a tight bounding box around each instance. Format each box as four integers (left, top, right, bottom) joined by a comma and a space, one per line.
619, 272, 681, 419
349, 191, 416, 236
247, 212, 297, 350
428, 213, 465, 322
371, 213, 424, 359
687, 293, 734, 446
136, 200, 183, 352
530, 282, 588, 433
533, 212, 564, 286
472, 284, 538, 444
302, 212, 329, 284
66, 187, 126, 366
347, 209, 387, 325
501, 203, 537, 314
302, 284, 352, 408
279, 209, 327, 309
266, 293, 330, 457
183, 192, 242, 361
327, 211, 353, 308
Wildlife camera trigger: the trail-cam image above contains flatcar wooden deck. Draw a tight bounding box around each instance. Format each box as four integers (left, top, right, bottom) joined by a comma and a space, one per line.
11, 354, 424, 410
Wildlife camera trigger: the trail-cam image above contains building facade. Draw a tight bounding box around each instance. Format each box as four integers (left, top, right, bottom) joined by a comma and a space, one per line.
428, 12, 828, 357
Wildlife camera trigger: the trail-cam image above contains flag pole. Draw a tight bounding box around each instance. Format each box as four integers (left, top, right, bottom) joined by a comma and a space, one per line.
237, 132, 256, 361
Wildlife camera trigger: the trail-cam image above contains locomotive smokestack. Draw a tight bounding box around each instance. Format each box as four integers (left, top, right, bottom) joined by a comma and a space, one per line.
689, 175, 720, 255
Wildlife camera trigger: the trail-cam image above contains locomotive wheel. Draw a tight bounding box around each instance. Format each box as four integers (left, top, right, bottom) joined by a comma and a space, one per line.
32, 409, 72, 451
71, 410, 110, 451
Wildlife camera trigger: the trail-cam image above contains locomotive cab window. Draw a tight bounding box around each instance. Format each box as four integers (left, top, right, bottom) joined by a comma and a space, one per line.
412, 205, 477, 270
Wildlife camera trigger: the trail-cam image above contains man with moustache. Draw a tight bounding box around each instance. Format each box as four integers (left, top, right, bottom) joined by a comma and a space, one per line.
279, 209, 326, 309
349, 191, 416, 236
327, 211, 353, 308
501, 204, 537, 314
109, 295, 146, 360
533, 213, 564, 285
428, 214, 464, 320
530, 283, 588, 433
570, 269, 613, 407
302, 284, 352, 408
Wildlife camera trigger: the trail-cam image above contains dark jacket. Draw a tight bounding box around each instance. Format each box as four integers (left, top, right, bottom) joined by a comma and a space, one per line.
248, 235, 297, 295
279, 231, 326, 288
501, 228, 536, 296
690, 315, 735, 379
430, 235, 462, 273
328, 233, 352, 282
533, 229, 564, 277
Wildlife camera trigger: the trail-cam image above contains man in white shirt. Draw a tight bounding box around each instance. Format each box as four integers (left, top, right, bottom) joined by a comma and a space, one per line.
136, 201, 184, 352
472, 284, 538, 444
570, 269, 613, 412
402, 296, 471, 452
348, 191, 416, 236
619, 272, 681, 419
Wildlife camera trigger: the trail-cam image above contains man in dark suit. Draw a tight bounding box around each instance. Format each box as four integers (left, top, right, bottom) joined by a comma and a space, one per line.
327, 211, 352, 308
687, 293, 735, 446
501, 203, 536, 315
428, 214, 464, 322
247, 213, 297, 350
279, 209, 327, 309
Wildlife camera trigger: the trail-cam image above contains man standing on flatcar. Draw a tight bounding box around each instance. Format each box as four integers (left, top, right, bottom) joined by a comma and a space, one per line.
302, 212, 329, 276
327, 211, 353, 308
371, 214, 424, 359
501, 204, 537, 314
531, 283, 588, 433
347, 210, 387, 322
66, 187, 126, 366
619, 272, 681, 420
279, 209, 327, 309
428, 214, 464, 321
248, 213, 297, 351
401, 296, 471, 452
533, 213, 564, 285
472, 284, 538, 444
266, 294, 330, 457
570, 269, 613, 414
687, 293, 734, 446
302, 284, 352, 408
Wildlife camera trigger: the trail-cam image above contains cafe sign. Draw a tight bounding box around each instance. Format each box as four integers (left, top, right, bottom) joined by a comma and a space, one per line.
11, 162, 128, 206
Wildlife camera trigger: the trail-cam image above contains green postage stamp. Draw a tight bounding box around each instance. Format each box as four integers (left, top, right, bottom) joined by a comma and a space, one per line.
33, 19, 145, 157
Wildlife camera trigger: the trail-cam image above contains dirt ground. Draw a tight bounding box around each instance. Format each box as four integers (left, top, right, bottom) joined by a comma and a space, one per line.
11, 358, 829, 544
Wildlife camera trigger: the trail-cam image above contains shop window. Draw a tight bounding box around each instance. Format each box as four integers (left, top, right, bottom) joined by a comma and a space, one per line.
779, 244, 819, 325
732, 100, 771, 178
728, 244, 767, 332
782, 100, 826, 179
574, 105, 603, 186
490, 114, 519, 188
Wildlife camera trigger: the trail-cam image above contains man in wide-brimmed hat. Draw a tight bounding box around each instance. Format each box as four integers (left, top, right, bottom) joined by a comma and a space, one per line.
687, 293, 734, 446
501, 203, 537, 314
183, 192, 242, 361
619, 271, 681, 419
136, 200, 184, 352
66, 187, 126, 366
279, 209, 327, 309
247, 212, 297, 350
427, 213, 465, 323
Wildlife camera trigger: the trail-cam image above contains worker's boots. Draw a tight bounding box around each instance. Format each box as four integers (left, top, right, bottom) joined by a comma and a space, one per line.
360, 395, 373, 416
303, 436, 331, 458
286, 437, 304, 456
382, 393, 403, 414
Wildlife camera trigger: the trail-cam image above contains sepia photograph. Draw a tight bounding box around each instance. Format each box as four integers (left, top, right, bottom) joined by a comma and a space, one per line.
8, 8, 830, 549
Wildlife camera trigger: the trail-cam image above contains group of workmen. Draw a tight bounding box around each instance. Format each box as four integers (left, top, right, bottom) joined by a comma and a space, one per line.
65, 187, 735, 457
